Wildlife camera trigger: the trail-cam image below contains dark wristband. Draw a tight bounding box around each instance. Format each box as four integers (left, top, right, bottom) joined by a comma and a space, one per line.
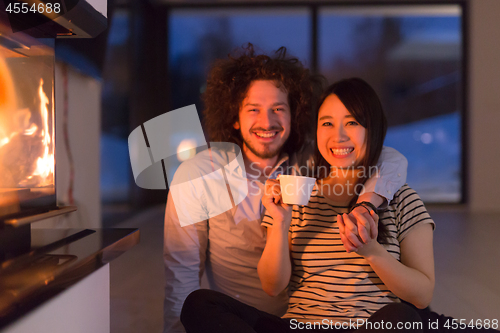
349, 201, 378, 215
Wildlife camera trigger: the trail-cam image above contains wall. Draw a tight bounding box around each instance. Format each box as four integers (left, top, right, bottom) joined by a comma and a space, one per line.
34, 62, 102, 229
468, 0, 500, 212
2, 265, 110, 333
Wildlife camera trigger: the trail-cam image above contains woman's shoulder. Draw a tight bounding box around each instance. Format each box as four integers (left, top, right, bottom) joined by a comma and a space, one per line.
384, 184, 427, 221
382, 184, 435, 239
388, 184, 422, 208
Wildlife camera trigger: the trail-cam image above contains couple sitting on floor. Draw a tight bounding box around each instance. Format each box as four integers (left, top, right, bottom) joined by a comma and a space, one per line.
164, 45, 497, 333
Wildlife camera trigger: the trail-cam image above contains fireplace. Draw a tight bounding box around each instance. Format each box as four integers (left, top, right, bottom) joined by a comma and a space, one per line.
0, 24, 58, 223
0, 16, 72, 265
0, 4, 140, 330
0, 0, 111, 251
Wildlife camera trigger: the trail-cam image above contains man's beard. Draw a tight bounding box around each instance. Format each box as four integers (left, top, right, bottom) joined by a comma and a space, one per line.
242, 138, 285, 159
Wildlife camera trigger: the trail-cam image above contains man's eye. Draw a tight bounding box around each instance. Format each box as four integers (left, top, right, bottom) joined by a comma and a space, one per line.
274, 107, 285, 112
249, 109, 258, 112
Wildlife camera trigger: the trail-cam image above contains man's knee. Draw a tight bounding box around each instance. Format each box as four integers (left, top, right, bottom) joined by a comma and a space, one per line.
181, 289, 225, 322
369, 302, 423, 331
185, 289, 217, 305
181, 289, 208, 323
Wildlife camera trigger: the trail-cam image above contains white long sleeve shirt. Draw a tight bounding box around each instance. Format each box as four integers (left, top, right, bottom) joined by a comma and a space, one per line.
163, 145, 407, 333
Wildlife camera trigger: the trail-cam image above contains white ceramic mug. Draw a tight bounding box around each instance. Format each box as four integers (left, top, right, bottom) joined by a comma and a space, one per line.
278, 175, 316, 205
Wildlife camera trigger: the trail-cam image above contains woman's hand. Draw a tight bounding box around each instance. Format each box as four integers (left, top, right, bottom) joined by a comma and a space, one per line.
338, 208, 379, 255
263, 178, 292, 226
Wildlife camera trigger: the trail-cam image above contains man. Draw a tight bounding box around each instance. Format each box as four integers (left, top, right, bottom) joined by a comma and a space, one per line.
163, 45, 407, 333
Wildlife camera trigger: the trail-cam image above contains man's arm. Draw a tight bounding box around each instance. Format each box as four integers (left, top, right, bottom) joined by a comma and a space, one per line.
340, 147, 408, 247
358, 146, 408, 207
164, 191, 208, 333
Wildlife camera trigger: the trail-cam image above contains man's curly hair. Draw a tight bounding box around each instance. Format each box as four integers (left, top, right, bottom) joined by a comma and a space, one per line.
202, 44, 324, 155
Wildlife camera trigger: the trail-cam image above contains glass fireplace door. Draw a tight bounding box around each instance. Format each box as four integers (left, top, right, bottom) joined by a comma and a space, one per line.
0, 21, 56, 221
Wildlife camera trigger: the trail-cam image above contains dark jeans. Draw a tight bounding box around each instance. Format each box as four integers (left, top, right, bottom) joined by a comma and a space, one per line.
181, 289, 423, 333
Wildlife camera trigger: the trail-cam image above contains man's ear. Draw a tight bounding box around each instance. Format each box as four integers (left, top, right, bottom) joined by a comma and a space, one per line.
233, 121, 240, 130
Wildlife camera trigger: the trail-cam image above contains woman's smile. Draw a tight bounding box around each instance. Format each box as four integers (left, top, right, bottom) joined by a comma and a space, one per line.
330, 147, 355, 158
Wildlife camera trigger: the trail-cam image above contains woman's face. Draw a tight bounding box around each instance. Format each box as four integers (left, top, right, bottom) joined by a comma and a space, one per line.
317, 94, 366, 169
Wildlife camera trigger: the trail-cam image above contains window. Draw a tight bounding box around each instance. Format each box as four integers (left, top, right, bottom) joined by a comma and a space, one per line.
319, 5, 463, 202
168, 8, 311, 112
166, 3, 464, 203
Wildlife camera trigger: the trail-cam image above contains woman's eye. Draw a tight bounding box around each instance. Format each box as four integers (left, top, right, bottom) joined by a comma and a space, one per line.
322, 122, 332, 126
274, 107, 285, 112
346, 121, 359, 126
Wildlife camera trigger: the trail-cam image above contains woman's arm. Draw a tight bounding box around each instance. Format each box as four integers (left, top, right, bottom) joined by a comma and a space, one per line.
258, 179, 293, 297
258, 220, 292, 296
352, 220, 435, 309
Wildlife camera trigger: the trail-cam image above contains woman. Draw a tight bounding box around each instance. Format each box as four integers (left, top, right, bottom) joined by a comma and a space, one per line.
181, 78, 433, 332
259, 77, 435, 324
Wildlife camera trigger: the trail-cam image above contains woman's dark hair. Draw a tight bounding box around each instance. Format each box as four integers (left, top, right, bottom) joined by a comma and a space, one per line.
313, 78, 389, 241
314, 77, 387, 178
202, 43, 324, 155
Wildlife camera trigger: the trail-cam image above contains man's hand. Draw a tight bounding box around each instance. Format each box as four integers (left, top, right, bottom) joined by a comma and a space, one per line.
337, 207, 378, 253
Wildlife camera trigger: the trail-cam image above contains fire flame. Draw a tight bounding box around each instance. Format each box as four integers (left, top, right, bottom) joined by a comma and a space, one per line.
0, 60, 54, 188
28, 79, 54, 185
0, 57, 16, 150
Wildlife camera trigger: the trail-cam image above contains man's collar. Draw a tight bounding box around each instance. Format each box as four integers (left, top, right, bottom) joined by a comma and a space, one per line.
267, 152, 289, 179
274, 152, 289, 169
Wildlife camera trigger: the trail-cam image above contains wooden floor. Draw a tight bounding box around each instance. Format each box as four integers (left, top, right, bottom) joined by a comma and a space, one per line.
109, 204, 500, 333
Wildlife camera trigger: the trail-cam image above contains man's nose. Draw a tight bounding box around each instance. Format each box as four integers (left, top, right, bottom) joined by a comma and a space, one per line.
258, 109, 275, 128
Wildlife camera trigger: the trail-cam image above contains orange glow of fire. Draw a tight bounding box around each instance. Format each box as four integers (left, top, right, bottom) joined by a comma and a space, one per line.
0, 57, 16, 150
1, 60, 54, 188
28, 79, 54, 185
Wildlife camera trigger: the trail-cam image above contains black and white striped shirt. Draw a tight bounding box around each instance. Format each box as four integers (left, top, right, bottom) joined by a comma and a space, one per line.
261, 184, 435, 323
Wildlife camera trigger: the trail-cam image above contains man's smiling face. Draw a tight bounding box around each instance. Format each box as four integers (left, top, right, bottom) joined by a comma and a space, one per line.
234, 80, 291, 160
